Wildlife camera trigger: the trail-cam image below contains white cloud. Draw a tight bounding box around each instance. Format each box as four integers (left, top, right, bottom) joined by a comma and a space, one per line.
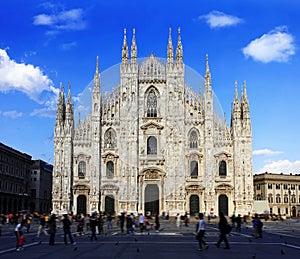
33, 8, 87, 33
253, 148, 283, 156
243, 26, 295, 63
0, 110, 23, 118
199, 11, 243, 28
0, 48, 59, 118
256, 160, 300, 174
61, 41, 77, 50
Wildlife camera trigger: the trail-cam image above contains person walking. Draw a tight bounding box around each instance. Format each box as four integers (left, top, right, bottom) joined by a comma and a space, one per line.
176, 213, 181, 227
14, 220, 24, 251
235, 214, 242, 232
215, 212, 230, 249
196, 213, 209, 251
89, 213, 98, 241
62, 214, 75, 245
155, 214, 160, 232
139, 213, 145, 233
48, 214, 57, 246
107, 213, 113, 229
37, 214, 48, 238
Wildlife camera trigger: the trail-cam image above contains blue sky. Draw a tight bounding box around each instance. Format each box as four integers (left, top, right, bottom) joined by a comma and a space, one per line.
0, 0, 299, 174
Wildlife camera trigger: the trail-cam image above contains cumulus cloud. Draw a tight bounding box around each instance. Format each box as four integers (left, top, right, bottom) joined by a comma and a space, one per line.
0, 48, 59, 117
243, 26, 295, 63
0, 110, 23, 118
256, 160, 300, 174
199, 11, 243, 28
253, 148, 283, 156
33, 8, 87, 33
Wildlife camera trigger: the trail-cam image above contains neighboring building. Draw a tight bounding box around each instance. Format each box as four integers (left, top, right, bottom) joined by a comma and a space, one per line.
29, 160, 53, 213
254, 172, 300, 217
52, 28, 254, 217
0, 142, 32, 214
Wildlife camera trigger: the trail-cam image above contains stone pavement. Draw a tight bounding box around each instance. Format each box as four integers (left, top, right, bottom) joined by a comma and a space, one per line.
1, 219, 300, 258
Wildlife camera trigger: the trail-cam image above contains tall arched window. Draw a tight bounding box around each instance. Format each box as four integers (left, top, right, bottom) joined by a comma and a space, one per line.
219, 160, 227, 177
190, 161, 198, 178
146, 90, 157, 117
147, 136, 157, 155
104, 128, 117, 149
106, 161, 114, 179
189, 130, 198, 149
78, 161, 86, 179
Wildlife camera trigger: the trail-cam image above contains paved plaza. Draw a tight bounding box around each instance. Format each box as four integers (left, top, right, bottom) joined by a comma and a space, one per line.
1, 218, 300, 258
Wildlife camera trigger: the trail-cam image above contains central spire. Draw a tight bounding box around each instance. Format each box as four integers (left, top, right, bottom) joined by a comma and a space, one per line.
175, 27, 183, 63
167, 27, 174, 64
122, 28, 128, 63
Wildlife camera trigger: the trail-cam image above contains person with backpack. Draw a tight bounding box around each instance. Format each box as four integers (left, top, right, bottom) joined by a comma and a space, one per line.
215, 212, 230, 249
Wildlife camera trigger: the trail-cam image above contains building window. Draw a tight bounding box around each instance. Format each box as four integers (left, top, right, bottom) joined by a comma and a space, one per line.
278, 208, 281, 214
276, 184, 280, 190
78, 161, 86, 179
104, 128, 117, 149
283, 184, 288, 190
219, 160, 227, 177
268, 196, 273, 203
268, 183, 272, 189
256, 184, 260, 190
147, 136, 157, 155
286, 208, 288, 214
284, 196, 288, 203
276, 196, 281, 203
146, 90, 157, 117
291, 184, 295, 190
291, 196, 296, 203
190, 161, 198, 178
189, 130, 198, 149
106, 161, 114, 179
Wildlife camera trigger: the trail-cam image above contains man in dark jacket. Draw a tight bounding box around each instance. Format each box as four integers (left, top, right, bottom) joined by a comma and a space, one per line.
215, 212, 230, 249
62, 214, 75, 245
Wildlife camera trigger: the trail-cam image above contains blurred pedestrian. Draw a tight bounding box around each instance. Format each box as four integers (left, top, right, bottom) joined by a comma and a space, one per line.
155, 214, 160, 232
37, 214, 48, 238
215, 212, 230, 249
62, 214, 75, 245
14, 220, 24, 251
196, 213, 208, 251
235, 214, 242, 232
48, 214, 57, 246
90, 213, 98, 241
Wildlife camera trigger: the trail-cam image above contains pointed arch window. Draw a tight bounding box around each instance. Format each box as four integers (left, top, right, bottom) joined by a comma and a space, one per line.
106, 161, 114, 179
219, 160, 227, 177
190, 161, 198, 178
104, 128, 117, 149
146, 90, 157, 117
78, 161, 86, 179
189, 130, 198, 149
147, 136, 157, 155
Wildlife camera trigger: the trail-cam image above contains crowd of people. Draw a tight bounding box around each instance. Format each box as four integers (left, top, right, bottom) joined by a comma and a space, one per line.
1, 210, 266, 252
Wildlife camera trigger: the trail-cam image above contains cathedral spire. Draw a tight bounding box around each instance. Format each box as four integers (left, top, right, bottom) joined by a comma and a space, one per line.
122, 28, 128, 63
241, 80, 250, 121
167, 27, 174, 64
205, 54, 212, 91
56, 82, 65, 124
94, 56, 100, 92
175, 27, 183, 63
131, 28, 137, 64
66, 82, 73, 121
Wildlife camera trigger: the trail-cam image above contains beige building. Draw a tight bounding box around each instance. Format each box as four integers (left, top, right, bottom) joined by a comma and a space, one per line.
254, 172, 300, 217
52, 28, 254, 217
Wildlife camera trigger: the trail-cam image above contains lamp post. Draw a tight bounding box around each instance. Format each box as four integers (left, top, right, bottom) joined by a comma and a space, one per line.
288, 188, 291, 218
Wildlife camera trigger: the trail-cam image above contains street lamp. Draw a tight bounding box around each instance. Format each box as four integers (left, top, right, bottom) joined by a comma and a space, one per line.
288, 188, 291, 218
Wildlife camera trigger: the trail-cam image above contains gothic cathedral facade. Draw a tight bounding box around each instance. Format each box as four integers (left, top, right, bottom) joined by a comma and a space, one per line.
52, 28, 254, 217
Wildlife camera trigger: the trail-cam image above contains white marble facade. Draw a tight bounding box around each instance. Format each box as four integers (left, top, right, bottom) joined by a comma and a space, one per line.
52, 28, 254, 217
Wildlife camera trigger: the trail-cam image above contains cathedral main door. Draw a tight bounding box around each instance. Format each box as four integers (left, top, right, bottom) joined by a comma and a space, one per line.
190, 195, 199, 217
105, 195, 115, 215
218, 194, 228, 216
144, 184, 159, 215
77, 195, 87, 215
